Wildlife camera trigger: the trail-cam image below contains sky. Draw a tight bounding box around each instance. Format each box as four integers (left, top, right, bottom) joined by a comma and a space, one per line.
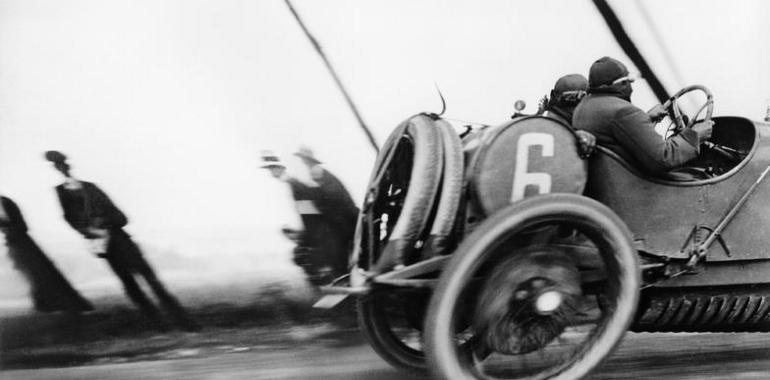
0, 0, 769, 305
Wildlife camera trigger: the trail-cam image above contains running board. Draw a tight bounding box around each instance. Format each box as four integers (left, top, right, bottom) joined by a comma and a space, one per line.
314, 256, 450, 309
373, 255, 449, 281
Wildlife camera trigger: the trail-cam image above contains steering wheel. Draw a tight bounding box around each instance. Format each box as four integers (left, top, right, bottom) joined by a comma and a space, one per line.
663, 85, 744, 169
661, 84, 714, 137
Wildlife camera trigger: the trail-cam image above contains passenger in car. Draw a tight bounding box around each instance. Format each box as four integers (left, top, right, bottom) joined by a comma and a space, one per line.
543, 73, 596, 158
543, 73, 588, 126
573, 56, 714, 178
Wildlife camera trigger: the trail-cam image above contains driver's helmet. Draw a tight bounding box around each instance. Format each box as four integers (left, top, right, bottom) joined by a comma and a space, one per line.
588, 56, 629, 89
549, 74, 588, 107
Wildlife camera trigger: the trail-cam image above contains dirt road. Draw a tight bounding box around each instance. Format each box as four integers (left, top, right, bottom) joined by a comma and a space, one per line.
5, 331, 770, 380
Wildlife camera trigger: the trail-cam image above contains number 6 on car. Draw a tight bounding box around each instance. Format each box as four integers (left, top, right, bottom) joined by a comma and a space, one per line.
511, 132, 554, 202
469, 116, 588, 216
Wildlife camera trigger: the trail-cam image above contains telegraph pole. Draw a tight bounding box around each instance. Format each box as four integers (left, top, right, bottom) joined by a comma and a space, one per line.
284, 0, 380, 153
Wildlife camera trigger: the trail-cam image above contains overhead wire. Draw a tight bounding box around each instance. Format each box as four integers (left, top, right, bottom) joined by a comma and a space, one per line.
633, 0, 699, 111
633, 0, 686, 89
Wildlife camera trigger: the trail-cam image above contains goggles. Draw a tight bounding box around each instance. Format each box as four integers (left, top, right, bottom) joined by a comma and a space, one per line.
611, 73, 639, 85
556, 90, 587, 104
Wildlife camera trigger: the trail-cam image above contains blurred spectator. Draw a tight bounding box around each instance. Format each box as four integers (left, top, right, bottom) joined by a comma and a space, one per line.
280, 225, 332, 287
44, 150, 200, 332
0, 195, 93, 313
295, 146, 358, 276
261, 151, 344, 286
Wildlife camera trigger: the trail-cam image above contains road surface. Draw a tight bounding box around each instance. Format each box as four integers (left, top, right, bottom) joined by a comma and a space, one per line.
5, 332, 770, 379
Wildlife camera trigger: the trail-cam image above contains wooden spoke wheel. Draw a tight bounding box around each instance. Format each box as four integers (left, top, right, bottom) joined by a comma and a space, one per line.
424, 194, 640, 380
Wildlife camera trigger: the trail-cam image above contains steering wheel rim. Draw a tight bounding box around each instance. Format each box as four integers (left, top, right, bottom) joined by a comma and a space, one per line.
661, 84, 714, 135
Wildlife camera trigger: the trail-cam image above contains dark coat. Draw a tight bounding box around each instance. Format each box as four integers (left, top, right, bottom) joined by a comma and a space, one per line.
54, 182, 145, 260
0, 196, 27, 238
0, 196, 93, 312
285, 176, 350, 277
286, 177, 319, 206
313, 168, 358, 235
314, 168, 357, 271
53, 185, 197, 328
285, 177, 323, 227
55, 181, 127, 238
544, 106, 574, 126
573, 93, 700, 175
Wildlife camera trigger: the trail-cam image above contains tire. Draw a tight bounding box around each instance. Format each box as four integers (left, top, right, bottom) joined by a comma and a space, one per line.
358, 292, 429, 377
366, 114, 443, 272
424, 194, 640, 380
354, 114, 445, 377
425, 118, 465, 256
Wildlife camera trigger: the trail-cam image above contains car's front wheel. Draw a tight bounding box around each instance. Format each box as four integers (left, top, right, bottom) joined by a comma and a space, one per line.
424, 194, 640, 380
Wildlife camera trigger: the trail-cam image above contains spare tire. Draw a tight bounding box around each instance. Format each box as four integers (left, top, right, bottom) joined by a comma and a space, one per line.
359, 113, 443, 272
424, 118, 464, 257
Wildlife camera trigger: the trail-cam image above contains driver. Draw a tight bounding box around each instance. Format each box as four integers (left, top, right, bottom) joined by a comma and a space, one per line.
573, 56, 714, 178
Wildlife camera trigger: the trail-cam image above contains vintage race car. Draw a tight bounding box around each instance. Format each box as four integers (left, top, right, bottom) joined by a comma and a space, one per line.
318, 85, 770, 379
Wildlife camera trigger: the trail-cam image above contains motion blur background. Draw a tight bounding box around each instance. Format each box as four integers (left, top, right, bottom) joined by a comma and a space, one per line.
1, 0, 769, 310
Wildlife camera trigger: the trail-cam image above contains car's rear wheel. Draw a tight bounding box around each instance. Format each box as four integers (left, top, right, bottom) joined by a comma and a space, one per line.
424, 194, 640, 380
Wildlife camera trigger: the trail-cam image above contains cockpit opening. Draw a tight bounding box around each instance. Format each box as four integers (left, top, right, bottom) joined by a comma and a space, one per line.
681, 116, 756, 179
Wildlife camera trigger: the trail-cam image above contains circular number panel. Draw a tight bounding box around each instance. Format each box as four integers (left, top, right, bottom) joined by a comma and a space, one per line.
470, 117, 588, 215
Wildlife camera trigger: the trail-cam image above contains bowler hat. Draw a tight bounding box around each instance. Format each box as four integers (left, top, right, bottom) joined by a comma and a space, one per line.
44, 150, 68, 164
294, 146, 321, 164
588, 56, 629, 88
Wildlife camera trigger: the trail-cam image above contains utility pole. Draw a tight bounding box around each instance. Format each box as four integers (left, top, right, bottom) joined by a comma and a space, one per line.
284, 0, 379, 153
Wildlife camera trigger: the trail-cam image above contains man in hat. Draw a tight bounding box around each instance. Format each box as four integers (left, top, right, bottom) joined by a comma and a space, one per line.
573, 56, 713, 179
260, 151, 339, 285
261, 150, 323, 223
294, 147, 357, 277
44, 150, 200, 331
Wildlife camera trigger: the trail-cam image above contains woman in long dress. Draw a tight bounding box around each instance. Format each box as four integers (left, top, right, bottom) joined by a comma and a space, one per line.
0, 195, 93, 313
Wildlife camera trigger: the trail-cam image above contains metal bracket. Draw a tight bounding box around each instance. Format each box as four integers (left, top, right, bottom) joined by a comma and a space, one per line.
373, 255, 450, 283
686, 164, 770, 269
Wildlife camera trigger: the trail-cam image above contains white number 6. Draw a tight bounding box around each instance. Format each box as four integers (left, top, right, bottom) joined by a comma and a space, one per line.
511, 132, 554, 202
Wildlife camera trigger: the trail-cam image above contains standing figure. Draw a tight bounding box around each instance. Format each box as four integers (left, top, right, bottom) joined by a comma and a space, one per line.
261, 151, 340, 286
294, 147, 358, 277
44, 150, 200, 331
0, 195, 93, 313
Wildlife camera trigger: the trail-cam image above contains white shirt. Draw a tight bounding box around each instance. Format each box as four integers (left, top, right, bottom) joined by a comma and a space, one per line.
63, 177, 84, 190
279, 173, 321, 215
309, 165, 325, 182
